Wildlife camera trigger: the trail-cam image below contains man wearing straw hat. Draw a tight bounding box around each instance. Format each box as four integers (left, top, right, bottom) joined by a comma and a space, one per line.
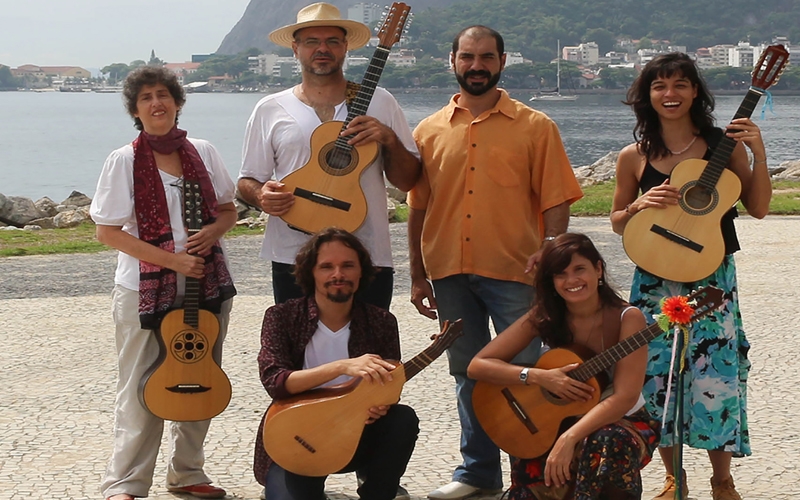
237, 2, 421, 313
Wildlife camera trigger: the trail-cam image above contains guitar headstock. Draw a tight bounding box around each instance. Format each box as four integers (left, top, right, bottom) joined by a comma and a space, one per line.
183, 180, 203, 234
686, 286, 725, 322
375, 2, 411, 49
430, 318, 464, 350
752, 44, 790, 90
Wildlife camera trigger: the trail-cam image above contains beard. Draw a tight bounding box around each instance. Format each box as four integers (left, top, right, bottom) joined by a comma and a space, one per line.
324, 280, 355, 303
302, 52, 342, 76
455, 69, 502, 96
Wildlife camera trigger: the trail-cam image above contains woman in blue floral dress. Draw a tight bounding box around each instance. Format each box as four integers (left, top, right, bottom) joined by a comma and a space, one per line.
469, 233, 660, 499
610, 53, 772, 500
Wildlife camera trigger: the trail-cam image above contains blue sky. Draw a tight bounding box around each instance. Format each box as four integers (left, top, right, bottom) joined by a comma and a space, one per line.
0, 0, 251, 70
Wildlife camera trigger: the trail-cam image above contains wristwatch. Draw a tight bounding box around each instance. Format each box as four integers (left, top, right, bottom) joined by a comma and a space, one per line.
519, 367, 530, 385
543, 236, 556, 242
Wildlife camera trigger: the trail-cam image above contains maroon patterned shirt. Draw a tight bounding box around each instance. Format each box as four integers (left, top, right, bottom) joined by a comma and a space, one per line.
253, 296, 401, 485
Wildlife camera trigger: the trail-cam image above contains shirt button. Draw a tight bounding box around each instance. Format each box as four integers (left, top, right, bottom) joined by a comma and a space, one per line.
469, 190, 473, 194
470, 167, 475, 171
472, 143, 477, 147
467, 214, 471, 218
466, 237, 470, 242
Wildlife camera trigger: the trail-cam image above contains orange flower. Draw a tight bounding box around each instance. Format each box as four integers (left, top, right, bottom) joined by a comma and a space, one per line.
661, 295, 694, 324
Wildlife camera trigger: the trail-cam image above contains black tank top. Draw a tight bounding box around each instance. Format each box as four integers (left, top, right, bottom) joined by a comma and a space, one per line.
638, 128, 741, 255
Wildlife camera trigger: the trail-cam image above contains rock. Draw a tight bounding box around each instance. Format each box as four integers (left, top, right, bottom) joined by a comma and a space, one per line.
775, 160, 800, 180
23, 225, 42, 231
0, 226, 21, 231
386, 186, 407, 204
29, 217, 56, 229
387, 197, 396, 221
0, 196, 41, 226
233, 198, 251, 218
53, 208, 91, 228
574, 151, 618, 187
60, 191, 92, 207
34, 197, 59, 217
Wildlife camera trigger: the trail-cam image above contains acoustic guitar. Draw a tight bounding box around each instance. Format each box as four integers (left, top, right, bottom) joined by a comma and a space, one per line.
622, 44, 789, 283
472, 287, 723, 459
138, 180, 232, 422
262, 318, 462, 477
278, 2, 411, 234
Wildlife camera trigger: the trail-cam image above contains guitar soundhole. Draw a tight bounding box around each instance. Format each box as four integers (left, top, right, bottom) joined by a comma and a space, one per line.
170, 330, 209, 364
541, 386, 572, 407
679, 181, 719, 216
319, 142, 358, 176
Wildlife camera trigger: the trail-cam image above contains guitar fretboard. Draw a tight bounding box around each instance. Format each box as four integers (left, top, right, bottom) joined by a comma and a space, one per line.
698, 88, 764, 192
569, 323, 664, 383
333, 46, 391, 152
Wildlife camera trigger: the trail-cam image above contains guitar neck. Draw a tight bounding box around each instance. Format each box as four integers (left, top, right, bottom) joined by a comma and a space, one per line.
335, 46, 391, 148
569, 323, 664, 382
402, 338, 448, 381
698, 88, 764, 191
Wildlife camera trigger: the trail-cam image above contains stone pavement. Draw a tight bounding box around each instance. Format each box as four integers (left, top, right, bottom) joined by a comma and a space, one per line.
1, 217, 798, 500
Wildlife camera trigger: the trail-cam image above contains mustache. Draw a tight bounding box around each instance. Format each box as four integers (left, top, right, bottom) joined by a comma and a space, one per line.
463, 70, 492, 79
324, 279, 354, 287
313, 52, 334, 61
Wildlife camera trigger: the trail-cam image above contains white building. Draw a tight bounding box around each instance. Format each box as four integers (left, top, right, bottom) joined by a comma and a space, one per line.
505, 52, 526, 66
729, 41, 764, 68
348, 3, 383, 25
562, 42, 599, 65
388, 49, 416, 67
709, 44, 734, 67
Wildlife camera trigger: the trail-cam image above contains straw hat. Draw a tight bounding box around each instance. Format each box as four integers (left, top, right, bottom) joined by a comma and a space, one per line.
269, 2, 372, 49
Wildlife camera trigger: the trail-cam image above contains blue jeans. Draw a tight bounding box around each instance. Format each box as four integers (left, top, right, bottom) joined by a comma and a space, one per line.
432, 274, 539, 490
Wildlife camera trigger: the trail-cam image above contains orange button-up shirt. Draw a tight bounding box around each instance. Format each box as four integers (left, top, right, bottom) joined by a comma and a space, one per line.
408, 90, 583, 285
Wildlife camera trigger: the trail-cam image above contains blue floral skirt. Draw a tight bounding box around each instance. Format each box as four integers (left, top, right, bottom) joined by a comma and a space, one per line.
630, 255, 751, 456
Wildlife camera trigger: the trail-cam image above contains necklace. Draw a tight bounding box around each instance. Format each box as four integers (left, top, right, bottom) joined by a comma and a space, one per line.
668, 135, 697, 155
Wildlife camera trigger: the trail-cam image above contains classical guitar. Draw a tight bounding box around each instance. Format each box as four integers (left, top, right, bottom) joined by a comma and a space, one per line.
263, 318, 462, 477
623, 45, 789, 283
473, 287, 723, 459
138, 180, 232, 422
278, 2, 411, 234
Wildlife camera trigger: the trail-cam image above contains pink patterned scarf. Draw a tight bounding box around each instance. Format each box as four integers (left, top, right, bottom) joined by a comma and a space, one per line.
133, 126, 236, 330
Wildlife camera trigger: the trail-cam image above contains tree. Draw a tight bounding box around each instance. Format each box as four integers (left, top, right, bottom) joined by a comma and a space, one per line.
101, 63, 131, 84
0, 65, 20, 89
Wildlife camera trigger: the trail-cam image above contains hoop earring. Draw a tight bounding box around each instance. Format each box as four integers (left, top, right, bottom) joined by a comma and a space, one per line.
598, 278, 605, 287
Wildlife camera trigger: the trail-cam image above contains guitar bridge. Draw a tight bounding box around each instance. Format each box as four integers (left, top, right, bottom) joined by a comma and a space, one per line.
650, 224, 704, 253
166, 384, 211, 394
293, 188, 351, 211
501, 388, 538, 435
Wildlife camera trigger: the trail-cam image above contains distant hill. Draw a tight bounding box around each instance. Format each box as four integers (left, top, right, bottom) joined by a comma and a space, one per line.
218, 0, 800, 62
216, 0, 456, 55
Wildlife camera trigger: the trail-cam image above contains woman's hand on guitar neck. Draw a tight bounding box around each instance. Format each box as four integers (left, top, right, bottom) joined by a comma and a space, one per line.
537, 363, 594, 402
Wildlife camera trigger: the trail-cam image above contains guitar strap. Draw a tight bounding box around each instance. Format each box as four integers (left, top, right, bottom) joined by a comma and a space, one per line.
345, 81, 361, 107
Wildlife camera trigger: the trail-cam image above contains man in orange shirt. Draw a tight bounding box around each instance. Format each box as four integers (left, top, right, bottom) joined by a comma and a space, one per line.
407, 26, 583, 500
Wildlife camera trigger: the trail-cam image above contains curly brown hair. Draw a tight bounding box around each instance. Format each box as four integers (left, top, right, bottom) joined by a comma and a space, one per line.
122, 66, 186, 131
531, 233, 624, 348
293, 227, 376, 296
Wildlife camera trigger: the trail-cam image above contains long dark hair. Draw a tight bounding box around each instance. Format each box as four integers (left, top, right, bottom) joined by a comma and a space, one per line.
625, 52, 716, 159
531, 233, 624, 348
293, 227, 375, 296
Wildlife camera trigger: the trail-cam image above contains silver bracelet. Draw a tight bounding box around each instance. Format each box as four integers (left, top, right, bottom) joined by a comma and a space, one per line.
753, 158, 767, 165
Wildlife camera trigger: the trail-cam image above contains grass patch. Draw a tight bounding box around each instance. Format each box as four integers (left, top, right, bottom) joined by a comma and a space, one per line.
574, 180, 800, 216
0, 222, 106, 257
1, 183, 797, 258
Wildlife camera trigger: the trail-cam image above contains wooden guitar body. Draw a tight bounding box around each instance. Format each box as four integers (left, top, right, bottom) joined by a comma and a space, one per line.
473, 346, 603, 459
279, 120, 378, 234
139, 299, 232, 422
623, 159, 742, 283
263, 365, 407, 476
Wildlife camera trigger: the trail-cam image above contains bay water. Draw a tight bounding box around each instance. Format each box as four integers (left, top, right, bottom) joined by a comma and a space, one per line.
1, 90, 799, 202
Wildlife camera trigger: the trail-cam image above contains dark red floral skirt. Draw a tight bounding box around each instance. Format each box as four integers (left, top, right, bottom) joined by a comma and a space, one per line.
507, 407, 660, 500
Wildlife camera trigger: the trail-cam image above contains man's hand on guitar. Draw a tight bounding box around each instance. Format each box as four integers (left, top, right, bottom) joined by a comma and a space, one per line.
410, 277, 438, 319
171, 251, 206, 279
342, 116, 398, 148
365, 404, 390, 425
539, 363, 594, 402
343, 354, 396, 385
257, 180, 294, 216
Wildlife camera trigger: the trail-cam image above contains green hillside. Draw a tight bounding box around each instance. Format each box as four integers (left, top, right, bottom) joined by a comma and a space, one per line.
407, 0, 798, 62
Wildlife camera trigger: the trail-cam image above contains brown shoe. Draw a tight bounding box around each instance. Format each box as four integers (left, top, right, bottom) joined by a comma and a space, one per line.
711, 476, 743, 500
653, 473, 689, 500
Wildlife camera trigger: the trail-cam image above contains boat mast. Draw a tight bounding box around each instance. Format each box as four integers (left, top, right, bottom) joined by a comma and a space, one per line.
556, 39, 561, 94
